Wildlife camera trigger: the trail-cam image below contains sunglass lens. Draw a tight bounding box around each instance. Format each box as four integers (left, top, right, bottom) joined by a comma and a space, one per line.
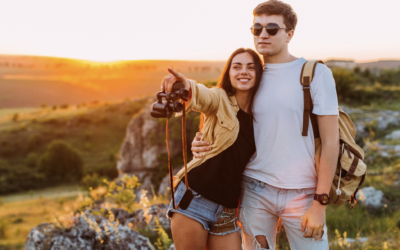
251, 24, 262, 36
266, 23, 279, 36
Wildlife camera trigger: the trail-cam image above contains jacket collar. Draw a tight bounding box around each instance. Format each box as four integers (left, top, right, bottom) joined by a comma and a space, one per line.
228, 95, 240, 110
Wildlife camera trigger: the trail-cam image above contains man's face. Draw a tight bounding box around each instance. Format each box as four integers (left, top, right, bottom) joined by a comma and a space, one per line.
253, 14, 292, 57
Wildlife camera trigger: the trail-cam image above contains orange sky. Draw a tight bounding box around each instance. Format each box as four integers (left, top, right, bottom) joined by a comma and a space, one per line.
0, 0, 399, 62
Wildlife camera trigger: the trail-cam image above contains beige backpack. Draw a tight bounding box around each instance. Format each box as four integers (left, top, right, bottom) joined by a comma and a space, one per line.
300, 60, 367, 208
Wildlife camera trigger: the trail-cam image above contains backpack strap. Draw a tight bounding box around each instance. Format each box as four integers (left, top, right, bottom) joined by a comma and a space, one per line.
300, 60, 324, 138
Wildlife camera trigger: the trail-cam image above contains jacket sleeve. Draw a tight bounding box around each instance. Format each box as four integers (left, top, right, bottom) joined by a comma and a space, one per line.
176, 79, 220, 117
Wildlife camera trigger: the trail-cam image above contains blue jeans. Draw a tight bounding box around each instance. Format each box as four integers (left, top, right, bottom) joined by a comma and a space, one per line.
239, 176, 329, 250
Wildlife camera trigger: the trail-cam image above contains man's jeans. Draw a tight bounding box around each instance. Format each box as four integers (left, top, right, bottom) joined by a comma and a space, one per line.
239, 176, 329, 250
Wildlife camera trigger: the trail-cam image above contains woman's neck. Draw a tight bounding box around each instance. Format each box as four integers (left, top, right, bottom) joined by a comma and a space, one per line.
234, 90, 251, 113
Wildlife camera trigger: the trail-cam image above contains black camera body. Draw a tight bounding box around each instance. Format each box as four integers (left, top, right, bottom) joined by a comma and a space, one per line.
150, 82, 189, 118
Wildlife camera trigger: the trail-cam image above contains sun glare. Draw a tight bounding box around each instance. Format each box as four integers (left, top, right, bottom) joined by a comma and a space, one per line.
0, 0, 399, 62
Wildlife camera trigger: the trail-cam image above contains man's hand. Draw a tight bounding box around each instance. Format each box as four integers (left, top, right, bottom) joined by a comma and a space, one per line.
191, 132, 211, 158
160, 68, 191, 93
301, 201, 326, 240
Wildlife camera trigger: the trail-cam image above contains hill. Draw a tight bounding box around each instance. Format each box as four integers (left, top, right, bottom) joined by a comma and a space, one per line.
0, 54, 225, 108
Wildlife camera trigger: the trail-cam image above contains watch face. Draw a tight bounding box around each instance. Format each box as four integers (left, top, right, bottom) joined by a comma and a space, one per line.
322, 195, 329, 204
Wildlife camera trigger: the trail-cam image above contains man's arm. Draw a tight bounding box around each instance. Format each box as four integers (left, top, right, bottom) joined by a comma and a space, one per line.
301, 114, 339, 240
191, 132, 210, 158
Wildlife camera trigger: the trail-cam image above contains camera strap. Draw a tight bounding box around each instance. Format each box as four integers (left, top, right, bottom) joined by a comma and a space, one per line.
167, 101, 190, 210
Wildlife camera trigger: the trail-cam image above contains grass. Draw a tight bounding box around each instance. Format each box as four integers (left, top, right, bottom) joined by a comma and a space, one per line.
0, 184, 85, 204
0, 185, 86, 249
0, 99, 148, 187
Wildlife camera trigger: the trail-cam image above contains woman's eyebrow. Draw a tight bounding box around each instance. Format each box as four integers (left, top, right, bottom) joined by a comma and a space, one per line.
232, 62, 255, 65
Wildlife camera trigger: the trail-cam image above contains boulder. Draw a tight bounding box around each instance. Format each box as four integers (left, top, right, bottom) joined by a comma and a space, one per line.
25, 204, 170, 250
385, 130, 400, 140
356, 186, 386, 209
158, 168, 181, 197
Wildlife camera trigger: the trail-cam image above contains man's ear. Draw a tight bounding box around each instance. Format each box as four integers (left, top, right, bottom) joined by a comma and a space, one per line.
286, 30, 294, 43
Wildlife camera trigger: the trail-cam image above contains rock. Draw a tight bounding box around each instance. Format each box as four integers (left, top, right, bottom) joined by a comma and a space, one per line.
377, 116, 400, 130
117, 104, 183, 196
25, 204, 170, 250
356, 187, 386, 209
385, 130, 400, 140
158, 168, 181, 196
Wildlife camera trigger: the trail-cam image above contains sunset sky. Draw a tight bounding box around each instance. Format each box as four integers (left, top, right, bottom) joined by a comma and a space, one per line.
0, 0, 399, 62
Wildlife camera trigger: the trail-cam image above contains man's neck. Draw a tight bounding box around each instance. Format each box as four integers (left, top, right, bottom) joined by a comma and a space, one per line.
263, 51, 298, 64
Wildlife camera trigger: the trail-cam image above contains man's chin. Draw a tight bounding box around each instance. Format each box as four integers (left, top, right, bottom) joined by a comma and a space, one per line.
256, 48, 272, 56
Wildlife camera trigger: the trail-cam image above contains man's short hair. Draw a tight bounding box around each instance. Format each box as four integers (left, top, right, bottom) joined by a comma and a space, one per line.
253, 0, 298, 31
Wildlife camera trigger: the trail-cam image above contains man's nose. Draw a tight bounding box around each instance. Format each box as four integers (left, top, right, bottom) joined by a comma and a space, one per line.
260, 27, 269, 38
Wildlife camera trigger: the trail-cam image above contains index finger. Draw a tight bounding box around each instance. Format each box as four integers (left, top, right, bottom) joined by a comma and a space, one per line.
168, 68, 185, 81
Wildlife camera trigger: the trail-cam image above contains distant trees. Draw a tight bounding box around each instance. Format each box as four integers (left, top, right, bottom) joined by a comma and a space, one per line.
38, 140, 83, 183
331, 67, 356, 98
11, 113, 19, 122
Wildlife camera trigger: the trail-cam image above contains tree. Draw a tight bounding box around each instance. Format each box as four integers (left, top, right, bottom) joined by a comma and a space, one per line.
38, 140, 83, 183
331, 67, 356, 101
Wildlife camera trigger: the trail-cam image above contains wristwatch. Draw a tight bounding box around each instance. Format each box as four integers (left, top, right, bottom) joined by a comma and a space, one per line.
314, 193, 329, 205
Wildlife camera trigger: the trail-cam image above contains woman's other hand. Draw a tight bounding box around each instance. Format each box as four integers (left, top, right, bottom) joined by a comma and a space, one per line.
161, 68, 191, 93
191, 132, 211, 158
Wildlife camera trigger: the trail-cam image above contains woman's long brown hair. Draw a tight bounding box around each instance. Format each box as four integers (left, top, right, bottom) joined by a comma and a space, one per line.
200, 48, 264, 132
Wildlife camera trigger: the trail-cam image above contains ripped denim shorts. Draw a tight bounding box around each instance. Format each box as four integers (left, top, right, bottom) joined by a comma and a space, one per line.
166, 181, 240, 235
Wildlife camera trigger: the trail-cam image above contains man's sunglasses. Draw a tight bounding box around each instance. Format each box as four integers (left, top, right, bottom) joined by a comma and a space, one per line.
250, 23, 291, 36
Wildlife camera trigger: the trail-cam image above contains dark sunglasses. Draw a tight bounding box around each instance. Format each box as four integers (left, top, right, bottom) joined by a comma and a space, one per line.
250, 23, 291, 36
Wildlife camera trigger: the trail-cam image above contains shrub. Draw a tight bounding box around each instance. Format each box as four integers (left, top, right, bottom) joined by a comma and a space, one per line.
85, 163, 118, 180
26, 134, 42, 152
0, 160, 46, 194
331, 67, 356, 102
81, 173, 106, 189
38, 140, 83, 183
25, 152, 39, 169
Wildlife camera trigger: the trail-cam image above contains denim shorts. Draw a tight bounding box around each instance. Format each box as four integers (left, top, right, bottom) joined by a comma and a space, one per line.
166, 181, 240, 235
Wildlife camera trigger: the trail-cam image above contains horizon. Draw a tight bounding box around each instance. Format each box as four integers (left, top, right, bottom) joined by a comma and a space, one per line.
1, 52, 400, 64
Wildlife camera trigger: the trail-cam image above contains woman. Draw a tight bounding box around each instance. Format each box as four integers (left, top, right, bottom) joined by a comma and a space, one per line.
161, 48, 263, 250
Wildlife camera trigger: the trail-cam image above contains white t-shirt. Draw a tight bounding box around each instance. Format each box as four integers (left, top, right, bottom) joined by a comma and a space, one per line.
243, 57, 339, 189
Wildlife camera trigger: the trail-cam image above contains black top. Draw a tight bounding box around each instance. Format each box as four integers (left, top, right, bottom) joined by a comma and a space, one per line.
186, 108, 256, 208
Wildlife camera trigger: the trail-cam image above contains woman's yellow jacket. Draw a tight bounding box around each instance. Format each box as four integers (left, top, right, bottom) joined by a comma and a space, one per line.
173, 80, 240, 190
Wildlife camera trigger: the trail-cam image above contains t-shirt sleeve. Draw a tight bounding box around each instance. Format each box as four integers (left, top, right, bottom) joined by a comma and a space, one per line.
311, 65, 339, 116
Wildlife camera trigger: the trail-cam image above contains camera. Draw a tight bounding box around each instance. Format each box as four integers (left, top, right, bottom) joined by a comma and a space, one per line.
150, 82, 189, 118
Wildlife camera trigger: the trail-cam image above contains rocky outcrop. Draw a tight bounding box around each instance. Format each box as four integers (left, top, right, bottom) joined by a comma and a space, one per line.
117, 103, 184, 195
25, 204, 170, 250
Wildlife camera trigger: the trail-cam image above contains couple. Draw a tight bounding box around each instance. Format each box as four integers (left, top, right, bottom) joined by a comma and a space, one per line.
161, 1, 339, 249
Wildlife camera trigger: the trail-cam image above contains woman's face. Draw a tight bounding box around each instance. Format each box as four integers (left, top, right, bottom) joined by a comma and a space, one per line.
229, 52, 257, 92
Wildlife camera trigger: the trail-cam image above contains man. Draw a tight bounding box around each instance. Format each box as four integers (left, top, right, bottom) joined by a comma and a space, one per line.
170, 0, 339, 249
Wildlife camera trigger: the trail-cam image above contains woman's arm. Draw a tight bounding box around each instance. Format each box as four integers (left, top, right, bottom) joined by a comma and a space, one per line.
161, 68, 220, 116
